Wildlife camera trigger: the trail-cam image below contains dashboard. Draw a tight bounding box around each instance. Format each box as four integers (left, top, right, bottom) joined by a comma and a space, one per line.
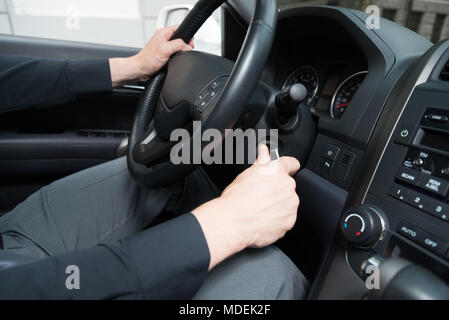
229, 1, 449, 300
269, 15, 368, 120
249, 5, 449, 300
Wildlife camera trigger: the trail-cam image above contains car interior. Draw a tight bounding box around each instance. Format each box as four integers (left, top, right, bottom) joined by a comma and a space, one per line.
2, 0, 449, 299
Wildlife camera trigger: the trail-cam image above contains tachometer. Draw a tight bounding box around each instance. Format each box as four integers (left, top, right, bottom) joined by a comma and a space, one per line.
283, 66, 319, 106
330, 71, 367, 119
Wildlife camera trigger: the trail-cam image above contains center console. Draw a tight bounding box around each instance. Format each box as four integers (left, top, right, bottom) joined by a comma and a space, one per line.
363, 84, 449, 267
320, 41, 449, 300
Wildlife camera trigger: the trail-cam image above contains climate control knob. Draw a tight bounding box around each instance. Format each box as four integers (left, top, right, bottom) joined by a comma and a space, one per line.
341, 205, 386, 248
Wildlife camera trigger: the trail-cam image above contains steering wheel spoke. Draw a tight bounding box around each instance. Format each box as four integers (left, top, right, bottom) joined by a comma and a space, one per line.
133, 123, 176, 166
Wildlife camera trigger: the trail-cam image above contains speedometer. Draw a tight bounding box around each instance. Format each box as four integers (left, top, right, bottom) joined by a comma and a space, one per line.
330, 71, 367, 119
283, 66, 319, 106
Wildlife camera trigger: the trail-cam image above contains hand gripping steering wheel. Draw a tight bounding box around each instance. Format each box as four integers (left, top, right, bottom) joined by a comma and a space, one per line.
127, 0, 277, 189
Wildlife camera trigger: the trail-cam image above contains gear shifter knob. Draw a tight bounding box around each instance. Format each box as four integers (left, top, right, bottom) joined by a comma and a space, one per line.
275, 83, 307, 122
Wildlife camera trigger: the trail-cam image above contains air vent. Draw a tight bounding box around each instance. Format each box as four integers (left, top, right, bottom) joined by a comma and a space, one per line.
340, 151, 355, 167
439, 60, 449, 81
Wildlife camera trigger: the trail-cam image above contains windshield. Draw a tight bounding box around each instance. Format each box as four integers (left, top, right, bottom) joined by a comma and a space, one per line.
279, 0, 446, 43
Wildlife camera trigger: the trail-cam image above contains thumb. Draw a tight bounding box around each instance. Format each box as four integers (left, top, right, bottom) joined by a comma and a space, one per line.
255, 144, 271, 165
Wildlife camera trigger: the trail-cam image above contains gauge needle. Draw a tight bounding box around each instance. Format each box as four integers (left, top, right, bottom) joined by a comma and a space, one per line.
336, 102, 350, 108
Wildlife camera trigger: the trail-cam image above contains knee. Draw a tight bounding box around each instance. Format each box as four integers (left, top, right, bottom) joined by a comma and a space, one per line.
250, 246, 309, 300
195, 246, 308, 300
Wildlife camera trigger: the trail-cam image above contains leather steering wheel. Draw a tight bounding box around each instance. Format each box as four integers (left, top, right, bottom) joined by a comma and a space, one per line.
127, 0, 277, 189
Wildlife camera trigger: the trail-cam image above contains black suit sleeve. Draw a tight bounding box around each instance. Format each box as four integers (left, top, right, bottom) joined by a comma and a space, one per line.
0, 214, 211, 299
0, 55, 112, 113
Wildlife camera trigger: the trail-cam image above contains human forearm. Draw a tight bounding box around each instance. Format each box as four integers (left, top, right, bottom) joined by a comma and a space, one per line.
192, 198, 247, 271
0, 56, 111, 112
109, 56, 144, 87
0, 214, 210, 299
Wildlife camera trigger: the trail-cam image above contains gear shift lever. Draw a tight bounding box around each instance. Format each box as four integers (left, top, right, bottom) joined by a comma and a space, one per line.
275, 83, 307, 124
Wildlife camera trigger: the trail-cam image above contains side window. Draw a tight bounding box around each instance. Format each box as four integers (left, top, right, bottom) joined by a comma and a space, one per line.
0, 0, 11, 34
152, 3, 222, 56
0, 0, 222, 55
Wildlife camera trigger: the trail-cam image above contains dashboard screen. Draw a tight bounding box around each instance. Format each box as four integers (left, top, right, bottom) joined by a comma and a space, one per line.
315, 66, 342, 112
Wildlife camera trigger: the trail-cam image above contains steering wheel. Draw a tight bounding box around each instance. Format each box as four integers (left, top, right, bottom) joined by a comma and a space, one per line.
127, 0, 277, 189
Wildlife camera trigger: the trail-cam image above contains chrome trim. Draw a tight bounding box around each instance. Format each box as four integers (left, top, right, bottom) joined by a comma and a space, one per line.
122, 85, 145, 91
330, 70, 368, 119
371, 206, 387, 244
141, 130, 157, 145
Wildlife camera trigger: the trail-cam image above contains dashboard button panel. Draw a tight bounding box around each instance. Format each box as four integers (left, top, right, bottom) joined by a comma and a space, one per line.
393, 124, 416, 145
397, 221, 422, 241
397, 221, 448, 256
420, 232, 447, 255
390, 184, 410, 202
193, 77, 228, 113
365, 95, 449, 279
324, 144, 340, 161
319, 157, 333, 174
394, 163, 449, 198
418, 175, 449, 197
389, 183, 449, 223
426, 200, 449, 221
395, 167, 421, 186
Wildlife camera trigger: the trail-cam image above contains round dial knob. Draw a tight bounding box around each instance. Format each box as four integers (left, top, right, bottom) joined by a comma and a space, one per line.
341, 205, 386, 248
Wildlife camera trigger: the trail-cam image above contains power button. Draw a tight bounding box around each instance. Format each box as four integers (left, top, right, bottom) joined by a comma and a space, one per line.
393, 124, 415, 146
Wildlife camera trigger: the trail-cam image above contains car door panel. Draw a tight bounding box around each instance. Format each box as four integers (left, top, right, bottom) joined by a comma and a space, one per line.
0, 36, 142, 212
0, 34, 139, 59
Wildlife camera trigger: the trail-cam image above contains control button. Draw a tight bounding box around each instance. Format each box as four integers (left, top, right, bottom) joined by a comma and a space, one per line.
343, 213, 366, 238
442, 168, 449, 176
407, 190, 431, 211
393, 124, 415, 145
413, 159, 424, 168
418, 175, 449, 197
319, 157, 333, 174
426, 200, 449, 222
197, 99, 208, 111
210, 80, 220, 90
397, 221, 422, 242
198, 88, 211, 101
209, 86, 222, 99
341, 206, 385, 248
194, 88, 211, 108
324, 144, 340, 161
395, 167, 421, 186
419, 232, 446, 255
389, 184, 410, 202
198, 94, 213, 112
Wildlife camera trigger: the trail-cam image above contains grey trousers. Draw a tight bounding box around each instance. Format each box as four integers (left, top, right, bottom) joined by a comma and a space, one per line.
0, 157, 308, 300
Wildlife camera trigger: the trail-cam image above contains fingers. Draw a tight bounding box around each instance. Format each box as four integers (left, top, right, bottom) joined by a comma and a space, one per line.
161, 25, 179, 40
277, 157, 301, 176
254, 145, 301, 176
255, 144, 271, 165
163, 39, 193, 57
